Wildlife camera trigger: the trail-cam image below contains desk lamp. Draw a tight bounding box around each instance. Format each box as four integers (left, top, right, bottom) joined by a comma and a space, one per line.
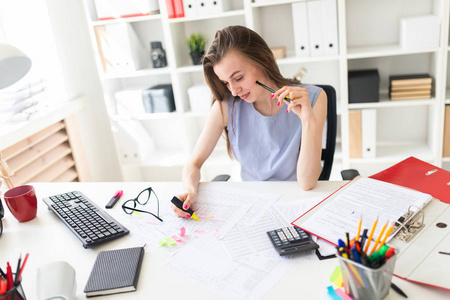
0, 42, 31, 89
0, 42, 32, 189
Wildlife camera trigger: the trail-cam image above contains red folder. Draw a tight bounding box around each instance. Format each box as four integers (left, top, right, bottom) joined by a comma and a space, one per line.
173, 0, 185, 18
370, 156, 450, 204
166, 0, 175, 18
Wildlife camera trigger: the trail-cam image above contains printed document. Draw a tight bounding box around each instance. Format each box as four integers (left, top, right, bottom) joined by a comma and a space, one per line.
294, 177, 432, 244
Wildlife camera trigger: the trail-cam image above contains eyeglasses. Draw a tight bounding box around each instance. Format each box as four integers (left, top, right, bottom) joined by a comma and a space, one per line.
121, 187, 163, 222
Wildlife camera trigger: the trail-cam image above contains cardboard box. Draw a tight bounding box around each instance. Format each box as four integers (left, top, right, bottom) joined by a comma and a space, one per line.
188, 85, 212, 113
270, 46, 286, 59
348, 69, 380, 103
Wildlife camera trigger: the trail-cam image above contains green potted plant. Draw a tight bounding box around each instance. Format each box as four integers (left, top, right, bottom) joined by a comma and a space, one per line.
185, 33, 207, 65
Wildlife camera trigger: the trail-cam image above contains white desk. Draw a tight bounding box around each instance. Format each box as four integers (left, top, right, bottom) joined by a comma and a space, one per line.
1, 181, 449, 300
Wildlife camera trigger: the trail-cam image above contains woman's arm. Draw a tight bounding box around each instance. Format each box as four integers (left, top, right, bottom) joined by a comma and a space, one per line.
296, 90, 327, 190
173, 100, 228, 217
275, 87, 327, 190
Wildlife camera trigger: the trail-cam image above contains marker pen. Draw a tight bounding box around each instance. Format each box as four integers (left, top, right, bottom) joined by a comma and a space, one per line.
171, 196, 199, 221
105, 190, 123, 209
256, 81, 292, 102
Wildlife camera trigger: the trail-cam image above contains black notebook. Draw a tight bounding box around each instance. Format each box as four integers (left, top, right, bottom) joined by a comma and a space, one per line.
84, 246, 145, 297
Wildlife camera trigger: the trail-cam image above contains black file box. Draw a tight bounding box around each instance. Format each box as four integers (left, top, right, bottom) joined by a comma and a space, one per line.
142, 84, 175, 113
348, 69, 380, 103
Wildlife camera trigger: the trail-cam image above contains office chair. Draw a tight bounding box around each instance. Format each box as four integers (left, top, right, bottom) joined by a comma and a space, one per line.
212, 84, 337, 182
316, 84, 337, 181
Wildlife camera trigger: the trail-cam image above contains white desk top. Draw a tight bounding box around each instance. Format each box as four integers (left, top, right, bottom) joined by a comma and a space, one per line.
1, 181, 449, 300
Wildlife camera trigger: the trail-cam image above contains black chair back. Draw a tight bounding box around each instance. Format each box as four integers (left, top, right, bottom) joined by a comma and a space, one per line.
317, 85, 337, 180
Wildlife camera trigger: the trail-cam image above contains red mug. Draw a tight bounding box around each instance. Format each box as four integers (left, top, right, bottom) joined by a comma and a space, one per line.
3, 185, 37, 222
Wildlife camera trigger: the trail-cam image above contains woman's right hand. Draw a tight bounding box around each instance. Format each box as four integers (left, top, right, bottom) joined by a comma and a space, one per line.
172, 192, 197, 218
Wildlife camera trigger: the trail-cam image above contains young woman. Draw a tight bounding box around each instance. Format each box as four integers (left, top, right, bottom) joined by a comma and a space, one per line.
173, 25, 327, 219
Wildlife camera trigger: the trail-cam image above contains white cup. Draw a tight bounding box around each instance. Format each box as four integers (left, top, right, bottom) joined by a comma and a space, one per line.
36, 261, 76, 300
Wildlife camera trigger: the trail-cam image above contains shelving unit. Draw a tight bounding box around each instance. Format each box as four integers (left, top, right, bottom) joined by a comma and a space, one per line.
82, 0, 450, 181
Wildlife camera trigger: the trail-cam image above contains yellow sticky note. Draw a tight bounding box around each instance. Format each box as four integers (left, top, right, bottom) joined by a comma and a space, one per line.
330, 266, 341, 282
166, 237, 176, 246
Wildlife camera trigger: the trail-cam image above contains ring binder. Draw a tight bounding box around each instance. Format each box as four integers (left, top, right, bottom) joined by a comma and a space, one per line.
425, 169, 437, 175
392, 205, 425, 242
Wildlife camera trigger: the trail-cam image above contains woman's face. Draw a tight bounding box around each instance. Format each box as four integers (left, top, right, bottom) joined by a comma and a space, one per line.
213, 50, 268, 103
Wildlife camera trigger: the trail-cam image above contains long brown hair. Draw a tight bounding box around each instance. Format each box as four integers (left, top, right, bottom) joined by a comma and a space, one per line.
202, 25, 297, 156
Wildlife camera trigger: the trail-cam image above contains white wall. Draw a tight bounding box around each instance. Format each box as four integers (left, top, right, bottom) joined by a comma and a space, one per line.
0, 0, 122, 181
45, 0, 122, 181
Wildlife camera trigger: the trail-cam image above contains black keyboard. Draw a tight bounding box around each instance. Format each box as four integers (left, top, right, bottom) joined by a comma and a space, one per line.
43, 191, 129, 248
267, 226, 319, 256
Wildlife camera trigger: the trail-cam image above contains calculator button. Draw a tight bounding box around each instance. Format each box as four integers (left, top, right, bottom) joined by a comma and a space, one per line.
277, 232, 287, 241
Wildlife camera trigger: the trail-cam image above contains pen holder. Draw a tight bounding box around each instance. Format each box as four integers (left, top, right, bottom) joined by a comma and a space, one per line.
337, 250, 397, 300
0, 276, 27, 300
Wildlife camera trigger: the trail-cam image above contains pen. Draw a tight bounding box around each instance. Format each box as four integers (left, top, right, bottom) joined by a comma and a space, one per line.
105, 190, 123, 209
255, 81, 292, 102
0, 279, 6, 294
391, 282, 408, 298
171, 196, 199, 221
17, 253, 29, 282
14, 254, 21, 285
6, 262, 13, 290
360, 229, 368, 250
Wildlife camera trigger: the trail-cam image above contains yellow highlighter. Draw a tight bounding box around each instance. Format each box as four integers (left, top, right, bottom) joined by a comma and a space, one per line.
171, 196, 199, 221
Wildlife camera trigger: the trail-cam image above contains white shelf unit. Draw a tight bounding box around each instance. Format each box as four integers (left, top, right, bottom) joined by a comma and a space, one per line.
82, 0, 450, 181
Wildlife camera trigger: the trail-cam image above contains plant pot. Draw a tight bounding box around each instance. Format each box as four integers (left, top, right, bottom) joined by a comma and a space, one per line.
190, 51, 204, 65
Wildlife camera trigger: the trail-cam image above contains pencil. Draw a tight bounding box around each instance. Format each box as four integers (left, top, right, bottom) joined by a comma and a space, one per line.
364, 217, 378, 254
369, 221, 388, 256
376, 222, 395, 252
356, 215, 362, 241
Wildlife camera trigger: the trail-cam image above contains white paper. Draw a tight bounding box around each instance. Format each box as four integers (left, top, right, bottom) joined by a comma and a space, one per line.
300, 177, 432, 244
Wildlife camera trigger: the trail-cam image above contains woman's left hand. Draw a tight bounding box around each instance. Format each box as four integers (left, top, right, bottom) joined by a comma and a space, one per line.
274, 86, 315, 122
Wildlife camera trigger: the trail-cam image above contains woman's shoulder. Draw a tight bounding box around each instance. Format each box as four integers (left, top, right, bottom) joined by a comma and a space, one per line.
297, 83, 323, 93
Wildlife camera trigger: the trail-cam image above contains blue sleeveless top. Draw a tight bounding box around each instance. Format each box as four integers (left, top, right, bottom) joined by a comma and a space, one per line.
226, 84, 322, 181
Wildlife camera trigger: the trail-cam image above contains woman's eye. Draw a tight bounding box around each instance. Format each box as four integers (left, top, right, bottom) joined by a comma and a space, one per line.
236, 77, 243, 82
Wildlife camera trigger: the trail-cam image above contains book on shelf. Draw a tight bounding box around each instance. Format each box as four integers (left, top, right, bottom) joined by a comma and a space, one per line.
390, 84, 432, 91
84, 246, 145, 297
389, 73, 432, 100
444, 106, 450, 157
389, 73, 432, 86
390, 90, 431, 97
390, 94, 431, 101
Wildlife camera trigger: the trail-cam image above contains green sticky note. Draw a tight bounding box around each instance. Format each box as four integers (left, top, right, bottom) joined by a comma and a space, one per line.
166, 237, 176, 246
330, 266, 341, 282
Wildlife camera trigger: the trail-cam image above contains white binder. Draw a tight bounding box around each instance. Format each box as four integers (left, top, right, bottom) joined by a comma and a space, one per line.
183, 0, 197, 18
306, 0, 325, 57
292, 2, 310, 58
195, 0, 208, 16
205, 0, 229, 14
361, 109, 377, 158
102, 23, 147, 72
321, 0, 339, 56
